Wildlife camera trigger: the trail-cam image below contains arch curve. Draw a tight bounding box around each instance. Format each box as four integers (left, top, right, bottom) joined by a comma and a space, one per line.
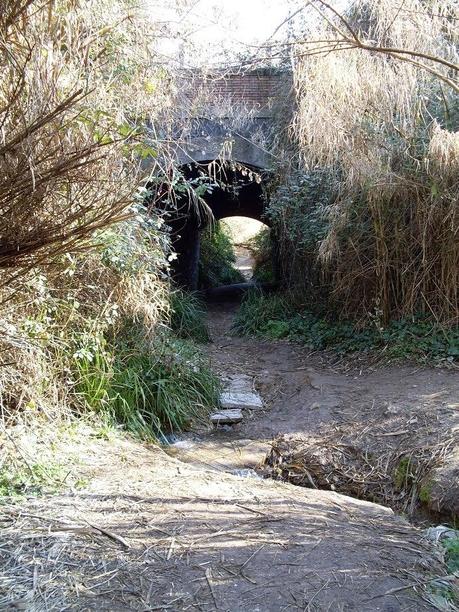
181, 160, 270, 226
174, 118, 273, 170
171, 160, 271, 289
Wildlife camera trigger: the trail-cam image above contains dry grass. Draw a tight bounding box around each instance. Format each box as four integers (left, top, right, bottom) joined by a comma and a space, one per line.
0, 0, 177, 416
1, 2, 131, 277
289, 0, 459, 323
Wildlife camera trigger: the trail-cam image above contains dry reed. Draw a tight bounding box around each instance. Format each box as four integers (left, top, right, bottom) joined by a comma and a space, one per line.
0, 0, 173, 425
0, 0, 172, 281
289, 0, 459, 323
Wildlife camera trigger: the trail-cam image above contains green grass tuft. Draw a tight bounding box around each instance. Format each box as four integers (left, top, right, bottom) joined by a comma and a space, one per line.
233, 290, 296, 337
0, 462, 67, 497
444, 538, 459, 573
169, 289, 210, 342
394, 457, 413, 490
418, 482, 433, 504
74, 324, 220, 440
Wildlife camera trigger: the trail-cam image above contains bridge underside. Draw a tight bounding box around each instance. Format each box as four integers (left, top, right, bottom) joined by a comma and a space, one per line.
170, 161, 270, 290
175, 127, 273, 170
185, 161, 267, 222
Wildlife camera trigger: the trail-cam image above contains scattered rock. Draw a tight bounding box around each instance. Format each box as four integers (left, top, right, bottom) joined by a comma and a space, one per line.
211, 374, 264, 427
425, 525, 459, 543
223, 373, 253, 388
169, 440, 195, 450
232, 468, 262, 479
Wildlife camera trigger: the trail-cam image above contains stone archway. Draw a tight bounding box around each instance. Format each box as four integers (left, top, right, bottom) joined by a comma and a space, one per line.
170, 160, 271, 290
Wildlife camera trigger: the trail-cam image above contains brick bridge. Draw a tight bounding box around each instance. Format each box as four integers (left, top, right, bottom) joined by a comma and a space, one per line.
161, 68, 291, 289
174, 68, 289, 169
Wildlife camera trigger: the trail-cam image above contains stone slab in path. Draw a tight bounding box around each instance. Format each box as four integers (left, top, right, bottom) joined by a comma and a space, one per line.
211, 374, 263, 426
220, 390, 263, 410
222, 373, 253, 392
210, 409, 243, 424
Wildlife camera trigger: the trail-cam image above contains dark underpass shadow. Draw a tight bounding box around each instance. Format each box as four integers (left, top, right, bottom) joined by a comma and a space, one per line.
203, 281, 278, 303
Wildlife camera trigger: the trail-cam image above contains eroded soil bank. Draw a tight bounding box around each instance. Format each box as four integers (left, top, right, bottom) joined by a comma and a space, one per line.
1, 303, 458, 610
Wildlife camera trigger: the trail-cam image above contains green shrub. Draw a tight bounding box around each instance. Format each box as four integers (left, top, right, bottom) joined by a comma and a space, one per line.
198, 222, 244, 288
74, 324, 220, 440
110, 332, 219, 438
266, 168, 335, 295
249, 227, 275, 283
169, 289, 210, 342
444, 538, 459, 574
234, 291, 459, 363
233, 290, 296, 336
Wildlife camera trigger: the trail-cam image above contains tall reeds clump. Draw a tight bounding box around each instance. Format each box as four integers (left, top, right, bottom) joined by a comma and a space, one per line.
0, 1, 218, 449
1, 1, 144, 275
0, 0, 161, 416
281, 0, 459, 324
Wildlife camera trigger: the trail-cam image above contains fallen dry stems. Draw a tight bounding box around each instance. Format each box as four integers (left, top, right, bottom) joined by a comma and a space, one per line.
264, 429, 456, 518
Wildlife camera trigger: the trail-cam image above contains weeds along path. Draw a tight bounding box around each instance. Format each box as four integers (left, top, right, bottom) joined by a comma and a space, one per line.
2, 303, 458, 610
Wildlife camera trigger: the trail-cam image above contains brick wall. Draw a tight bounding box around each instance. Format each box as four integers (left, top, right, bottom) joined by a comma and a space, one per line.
183, 69, 288, 110
202, 73, 280, 105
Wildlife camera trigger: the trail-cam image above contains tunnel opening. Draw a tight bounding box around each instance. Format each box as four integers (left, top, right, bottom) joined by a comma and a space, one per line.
167, 160, 275, 292
197, 216, 271, 292
219, 217, 271, 283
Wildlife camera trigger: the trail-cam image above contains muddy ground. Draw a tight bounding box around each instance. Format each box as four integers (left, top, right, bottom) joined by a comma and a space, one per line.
1, 303, 458, 610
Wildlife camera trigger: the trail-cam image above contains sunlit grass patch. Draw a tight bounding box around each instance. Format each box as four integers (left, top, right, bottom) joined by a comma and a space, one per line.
0, 420, 97, 500
198, 222, 244, 289
74, 323, 220, 440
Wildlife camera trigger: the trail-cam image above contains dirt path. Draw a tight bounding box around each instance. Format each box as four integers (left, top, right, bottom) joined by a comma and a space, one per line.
234, 246, 254, 281
1, 303, 458, 610
173, 304, 459, 519
1, 437, 450, 611
204, 304, 459, 444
